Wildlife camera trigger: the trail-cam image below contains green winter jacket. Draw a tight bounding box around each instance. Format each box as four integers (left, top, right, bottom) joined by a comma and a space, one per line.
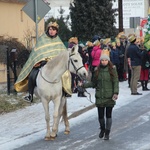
84, 65, 119, 107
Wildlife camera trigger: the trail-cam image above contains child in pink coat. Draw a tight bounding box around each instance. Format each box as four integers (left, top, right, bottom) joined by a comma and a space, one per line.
91, 40, 102, 80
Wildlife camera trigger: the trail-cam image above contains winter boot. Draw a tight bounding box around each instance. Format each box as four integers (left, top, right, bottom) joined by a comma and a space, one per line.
104, 129, 110, 140
141, 81, 145, 91
99, 119, 105, 138
26, 67, 39, 102
104, 118, 112, 140
144, 80, 150, 91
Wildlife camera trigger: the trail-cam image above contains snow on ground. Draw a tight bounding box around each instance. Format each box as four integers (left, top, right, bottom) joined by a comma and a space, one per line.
0, 81, 150, 150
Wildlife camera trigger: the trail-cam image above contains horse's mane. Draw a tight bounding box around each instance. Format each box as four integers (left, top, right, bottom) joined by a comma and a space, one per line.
46, 50, 69, 69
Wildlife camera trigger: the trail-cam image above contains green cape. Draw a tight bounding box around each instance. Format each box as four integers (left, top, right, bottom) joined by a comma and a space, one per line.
15, 33, 67, 92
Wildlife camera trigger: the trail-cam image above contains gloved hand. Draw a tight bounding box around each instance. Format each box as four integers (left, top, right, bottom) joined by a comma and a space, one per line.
112, 94, 118, 101
78, 81, 82, 86
119, 54, 124, 58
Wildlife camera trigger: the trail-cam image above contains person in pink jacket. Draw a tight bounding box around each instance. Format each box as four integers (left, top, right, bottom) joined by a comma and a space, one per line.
91, 40, 102, 81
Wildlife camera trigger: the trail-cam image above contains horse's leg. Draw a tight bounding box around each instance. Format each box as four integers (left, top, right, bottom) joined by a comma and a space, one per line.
61, 96, 70, 134
51, 96, 61, 139
58, 96, 70, 135
41, 99, 51, 141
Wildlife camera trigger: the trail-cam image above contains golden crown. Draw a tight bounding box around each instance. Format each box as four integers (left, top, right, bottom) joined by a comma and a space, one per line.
68, 37, 78, 44
48, 21, 59, 29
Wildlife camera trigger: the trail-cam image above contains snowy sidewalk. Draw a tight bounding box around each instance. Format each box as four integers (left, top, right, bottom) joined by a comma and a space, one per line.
0, 81, 150, 150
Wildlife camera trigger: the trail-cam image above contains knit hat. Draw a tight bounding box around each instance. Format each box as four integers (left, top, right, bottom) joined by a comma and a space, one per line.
92, 35, 101, 43
100, 54, 110, 61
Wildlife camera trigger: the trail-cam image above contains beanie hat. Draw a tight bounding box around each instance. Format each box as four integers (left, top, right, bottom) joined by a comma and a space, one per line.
92, 35, 101, 43
100, 54, 110, 61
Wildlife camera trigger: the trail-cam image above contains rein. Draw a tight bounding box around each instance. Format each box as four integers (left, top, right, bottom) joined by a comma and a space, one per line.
39, 52, 84, 84
84, 88, 94, 104
69, 53, 93, 103
39, 67, 60, 84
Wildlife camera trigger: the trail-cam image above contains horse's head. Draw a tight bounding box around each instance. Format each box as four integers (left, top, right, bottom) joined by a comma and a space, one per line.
68, 45, 88, 80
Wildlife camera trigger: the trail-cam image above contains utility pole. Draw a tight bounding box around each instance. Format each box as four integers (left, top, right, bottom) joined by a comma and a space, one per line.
118, 0, 123, 32
35, 0, 38, 43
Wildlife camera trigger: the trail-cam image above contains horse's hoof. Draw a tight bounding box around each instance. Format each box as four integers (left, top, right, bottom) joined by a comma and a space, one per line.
64, 130, 70, 135
45, 137, 51, 141
50, 136, 56, 141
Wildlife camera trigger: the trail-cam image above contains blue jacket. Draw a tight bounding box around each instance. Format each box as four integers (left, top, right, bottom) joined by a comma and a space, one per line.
110, 48, 120, 65
127, 43, 142, 66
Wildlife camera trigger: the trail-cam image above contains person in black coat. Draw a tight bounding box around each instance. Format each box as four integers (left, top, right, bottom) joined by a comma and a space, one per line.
127, 34, 142, 95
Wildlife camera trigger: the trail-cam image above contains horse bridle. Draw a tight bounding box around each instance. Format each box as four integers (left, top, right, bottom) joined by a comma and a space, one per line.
69, 53, 93, 103
69, 53, 85, 75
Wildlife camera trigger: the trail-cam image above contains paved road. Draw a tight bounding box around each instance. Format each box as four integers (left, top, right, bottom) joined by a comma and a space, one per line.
15, 93, 150, 150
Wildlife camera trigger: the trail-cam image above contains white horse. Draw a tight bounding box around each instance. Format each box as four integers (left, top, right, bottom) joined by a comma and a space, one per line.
35, 45, 88, 140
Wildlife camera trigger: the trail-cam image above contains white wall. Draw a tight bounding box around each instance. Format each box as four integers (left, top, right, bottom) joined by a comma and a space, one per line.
113, 0, 148, 29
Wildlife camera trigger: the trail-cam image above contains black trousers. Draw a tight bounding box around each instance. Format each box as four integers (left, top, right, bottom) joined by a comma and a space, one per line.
28, 60, 47, 96
97, 107, 113, 119
118, 63, 124, 81
28, 67, 39, 96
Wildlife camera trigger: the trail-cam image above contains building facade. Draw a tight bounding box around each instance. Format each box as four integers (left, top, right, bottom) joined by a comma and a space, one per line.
0, 0, 45, 83
0, 0, 45, 47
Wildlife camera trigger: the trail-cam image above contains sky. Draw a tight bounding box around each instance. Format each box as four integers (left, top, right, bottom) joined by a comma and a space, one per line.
0, 81, 150, 150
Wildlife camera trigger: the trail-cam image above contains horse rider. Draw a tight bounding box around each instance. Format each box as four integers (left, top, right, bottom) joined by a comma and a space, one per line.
14, 21, 69, 102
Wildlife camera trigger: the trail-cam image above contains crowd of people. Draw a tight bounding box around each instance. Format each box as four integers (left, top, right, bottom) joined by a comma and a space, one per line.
69, 32, 150, 140
15, 21, 150, 141
70, 32, 150, 95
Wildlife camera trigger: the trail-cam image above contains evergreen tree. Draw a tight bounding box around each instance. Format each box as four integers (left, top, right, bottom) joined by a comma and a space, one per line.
70, 0, 117, 41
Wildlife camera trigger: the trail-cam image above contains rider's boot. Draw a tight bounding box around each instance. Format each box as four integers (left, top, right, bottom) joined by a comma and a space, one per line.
24, 67, 39, 103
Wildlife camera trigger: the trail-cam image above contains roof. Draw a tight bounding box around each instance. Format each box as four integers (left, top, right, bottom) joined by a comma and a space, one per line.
0, 0, 30, 4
